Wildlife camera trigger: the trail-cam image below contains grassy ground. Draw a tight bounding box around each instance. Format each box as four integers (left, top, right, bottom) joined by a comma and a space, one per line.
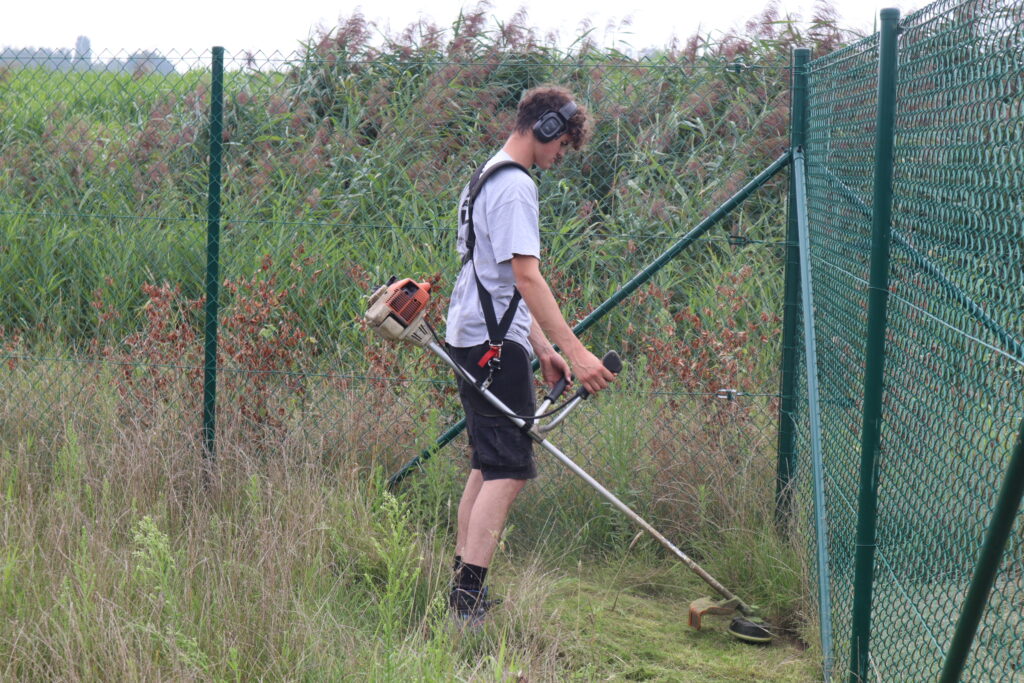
389, 559, 819, 681
0, 403, 819, 680
521, 563, 816, 681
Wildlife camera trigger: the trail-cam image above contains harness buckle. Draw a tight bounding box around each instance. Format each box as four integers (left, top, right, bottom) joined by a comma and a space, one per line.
477, 342, 504, 390
477, 341, 503, 369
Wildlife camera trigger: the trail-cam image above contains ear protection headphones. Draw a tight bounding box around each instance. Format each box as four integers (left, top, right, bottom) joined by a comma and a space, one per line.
532, 100, 578, 143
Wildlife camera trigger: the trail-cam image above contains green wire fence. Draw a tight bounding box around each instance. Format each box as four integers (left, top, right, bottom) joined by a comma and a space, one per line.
795, 1, 1024, 680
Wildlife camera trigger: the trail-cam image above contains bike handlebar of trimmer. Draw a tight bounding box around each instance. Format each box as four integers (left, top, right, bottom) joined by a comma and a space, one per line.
545, 350, 622, 402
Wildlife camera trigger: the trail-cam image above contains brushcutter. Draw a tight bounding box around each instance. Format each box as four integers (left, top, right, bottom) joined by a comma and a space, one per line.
365, 277, 774, 643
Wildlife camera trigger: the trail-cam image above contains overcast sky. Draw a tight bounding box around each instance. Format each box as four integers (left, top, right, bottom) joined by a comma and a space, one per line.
7, 0, 922, 56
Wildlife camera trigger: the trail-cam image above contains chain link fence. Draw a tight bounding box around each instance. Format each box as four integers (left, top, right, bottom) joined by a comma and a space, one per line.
0, 26, 797, 597
796, 0, 1024, 679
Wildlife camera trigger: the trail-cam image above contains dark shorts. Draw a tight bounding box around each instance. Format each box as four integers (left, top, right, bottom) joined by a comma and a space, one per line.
449, 341, 536, 481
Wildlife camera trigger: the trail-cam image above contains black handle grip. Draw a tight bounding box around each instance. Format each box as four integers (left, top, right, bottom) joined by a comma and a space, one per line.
579, 350, 622, 400
545, 376, 570, 402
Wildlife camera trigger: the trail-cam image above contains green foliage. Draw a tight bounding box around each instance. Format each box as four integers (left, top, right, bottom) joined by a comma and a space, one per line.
0, 3, 851, 359
361, 490, 428, 643
0, 3, 831, 481
128, 515, 209, 674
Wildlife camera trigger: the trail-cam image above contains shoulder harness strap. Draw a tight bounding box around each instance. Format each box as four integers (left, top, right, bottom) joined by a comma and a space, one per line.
459, 159, 532, 379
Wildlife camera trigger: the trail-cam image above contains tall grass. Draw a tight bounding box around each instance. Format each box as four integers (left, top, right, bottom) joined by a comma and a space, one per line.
0, 372, 818, 680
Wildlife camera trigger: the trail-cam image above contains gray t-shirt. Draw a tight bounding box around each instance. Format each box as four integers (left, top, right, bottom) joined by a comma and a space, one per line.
445, 150, 540, 354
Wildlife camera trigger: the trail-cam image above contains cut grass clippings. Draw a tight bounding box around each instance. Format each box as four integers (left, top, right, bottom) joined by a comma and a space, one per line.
535, 561, 816, 681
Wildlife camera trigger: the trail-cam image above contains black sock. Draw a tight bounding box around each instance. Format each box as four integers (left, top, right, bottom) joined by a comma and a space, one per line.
457, 562, 488, 593
451, 555, 463, 587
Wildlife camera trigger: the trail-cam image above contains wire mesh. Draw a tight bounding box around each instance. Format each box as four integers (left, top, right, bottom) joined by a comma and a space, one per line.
800, 30, 882, 677
0, 49, 213, 449
799, 0, 1024, 679
0, 42, 792, 567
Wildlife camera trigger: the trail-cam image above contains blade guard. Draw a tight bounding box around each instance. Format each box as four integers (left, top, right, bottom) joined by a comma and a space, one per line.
365, 278, 433, 346
688, 597, 743, 630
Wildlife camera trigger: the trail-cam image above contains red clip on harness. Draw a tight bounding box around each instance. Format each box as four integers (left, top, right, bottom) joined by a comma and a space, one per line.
477, 342, 502, 390
477, 343, 502, 368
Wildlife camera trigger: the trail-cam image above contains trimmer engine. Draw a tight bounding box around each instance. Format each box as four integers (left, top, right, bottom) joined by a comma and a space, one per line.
365, 277, 433, 346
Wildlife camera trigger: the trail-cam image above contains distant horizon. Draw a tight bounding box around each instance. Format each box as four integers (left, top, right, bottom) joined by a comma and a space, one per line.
0, 43, 178, 74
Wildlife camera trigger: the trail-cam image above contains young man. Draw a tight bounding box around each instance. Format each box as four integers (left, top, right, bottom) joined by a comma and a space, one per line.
445, 85, 616, 623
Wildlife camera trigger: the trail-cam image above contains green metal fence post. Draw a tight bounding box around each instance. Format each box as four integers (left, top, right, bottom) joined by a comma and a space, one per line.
793, 147, 835, 681
849, 10, 900, 682
938, 416, 1024, 682
202, 46, 225, 465
775, 46, 810, 527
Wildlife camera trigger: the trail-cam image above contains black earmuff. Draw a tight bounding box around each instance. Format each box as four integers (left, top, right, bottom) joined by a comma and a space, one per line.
532, 100, 578, 143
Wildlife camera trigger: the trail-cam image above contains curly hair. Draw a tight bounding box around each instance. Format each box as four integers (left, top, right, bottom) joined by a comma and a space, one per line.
514, 85, 593, 150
